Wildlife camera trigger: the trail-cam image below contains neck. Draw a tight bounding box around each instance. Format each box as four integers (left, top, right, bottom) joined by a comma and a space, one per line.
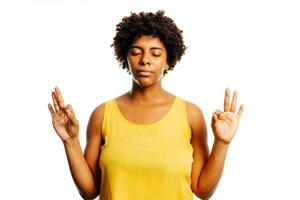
128, 79, 168, 104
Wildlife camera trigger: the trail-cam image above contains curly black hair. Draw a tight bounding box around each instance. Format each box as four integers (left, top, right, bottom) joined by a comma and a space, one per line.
111, 10, 187, 76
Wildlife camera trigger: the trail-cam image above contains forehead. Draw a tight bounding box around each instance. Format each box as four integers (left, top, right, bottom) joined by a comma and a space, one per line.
130, 35, 165, 50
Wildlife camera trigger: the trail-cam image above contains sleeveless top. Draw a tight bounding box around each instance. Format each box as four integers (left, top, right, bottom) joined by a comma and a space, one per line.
99, 95, 194, 200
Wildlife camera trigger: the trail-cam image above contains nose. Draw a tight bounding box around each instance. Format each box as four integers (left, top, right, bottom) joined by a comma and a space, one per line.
139, 53, 151, 66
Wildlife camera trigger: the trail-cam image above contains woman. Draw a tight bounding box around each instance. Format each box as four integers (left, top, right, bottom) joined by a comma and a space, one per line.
48, 10, 244, 200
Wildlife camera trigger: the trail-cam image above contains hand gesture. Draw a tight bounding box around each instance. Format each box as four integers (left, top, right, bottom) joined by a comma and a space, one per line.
211, 88, 244, 145
48, 86, 79, 143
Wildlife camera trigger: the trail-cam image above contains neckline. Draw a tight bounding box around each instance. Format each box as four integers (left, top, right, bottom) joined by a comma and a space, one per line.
113, 95, 178, 127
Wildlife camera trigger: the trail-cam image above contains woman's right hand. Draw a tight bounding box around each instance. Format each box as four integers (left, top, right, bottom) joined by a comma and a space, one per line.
48, 86, 79, 143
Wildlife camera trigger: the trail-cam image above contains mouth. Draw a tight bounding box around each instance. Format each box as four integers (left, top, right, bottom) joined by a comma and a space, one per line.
137, 70, 152, 77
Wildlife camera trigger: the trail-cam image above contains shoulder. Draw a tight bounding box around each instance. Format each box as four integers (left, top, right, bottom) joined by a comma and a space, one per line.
86, 101, 107, 139
183, 99, 205, 125
181, 98, 207, 136
93, 92, 128, 117
185, 100, 203, 119
91, 102, 106, 120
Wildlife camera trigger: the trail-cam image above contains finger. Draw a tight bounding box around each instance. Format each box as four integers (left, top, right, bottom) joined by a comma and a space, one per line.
65, 104, 78, 125
230, 90, 238, 112
224, 88, 230, 112
55, 86, 65, 109
213, 113, 218, 120
51, 91, 60, 112
214, 109, 222, 115
65, 104, 74, 117
236, 104, 244, 119
48, 103, 55, 116
211, 113, 218, 125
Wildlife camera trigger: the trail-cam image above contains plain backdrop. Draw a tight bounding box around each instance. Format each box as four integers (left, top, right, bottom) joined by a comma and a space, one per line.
0, 0, 299, 199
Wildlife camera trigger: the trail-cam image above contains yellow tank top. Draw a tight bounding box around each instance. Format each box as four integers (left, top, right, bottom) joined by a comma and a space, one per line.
99, 95, 194, 200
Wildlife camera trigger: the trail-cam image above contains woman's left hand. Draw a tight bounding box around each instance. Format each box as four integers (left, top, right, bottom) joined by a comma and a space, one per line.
211, 88, 244, 145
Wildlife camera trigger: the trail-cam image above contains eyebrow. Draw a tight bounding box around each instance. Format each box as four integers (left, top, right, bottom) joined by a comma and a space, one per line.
129, 45, 163, 51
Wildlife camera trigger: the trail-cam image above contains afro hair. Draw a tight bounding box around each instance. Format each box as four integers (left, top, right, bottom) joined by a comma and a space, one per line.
111, 10, 187, 76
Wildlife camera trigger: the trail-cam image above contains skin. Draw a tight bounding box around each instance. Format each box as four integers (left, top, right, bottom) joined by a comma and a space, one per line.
48, 35, 244, 199
114, 35, 174, 123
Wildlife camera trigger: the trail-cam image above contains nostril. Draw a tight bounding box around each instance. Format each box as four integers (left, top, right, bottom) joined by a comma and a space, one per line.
139, 58, 150, 65
139, 61, 148, 66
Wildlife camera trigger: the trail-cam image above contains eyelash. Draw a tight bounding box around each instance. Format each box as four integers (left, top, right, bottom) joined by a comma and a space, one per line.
131, 52, 140, 56
131, 52, 161, 57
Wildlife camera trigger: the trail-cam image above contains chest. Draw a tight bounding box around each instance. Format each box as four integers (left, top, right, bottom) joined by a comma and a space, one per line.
117, 103, 172, 124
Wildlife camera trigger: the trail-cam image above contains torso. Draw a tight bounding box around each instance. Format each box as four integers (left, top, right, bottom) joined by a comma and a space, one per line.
98, 92, 205, 196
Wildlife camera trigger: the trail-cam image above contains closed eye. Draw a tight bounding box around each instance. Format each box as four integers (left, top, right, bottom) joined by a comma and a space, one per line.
153, 54, 161, 57
131, 52, 141, 56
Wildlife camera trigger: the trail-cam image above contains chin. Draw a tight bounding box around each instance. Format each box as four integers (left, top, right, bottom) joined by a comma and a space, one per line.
134, 78, 154, 87
139, 81, 154, 87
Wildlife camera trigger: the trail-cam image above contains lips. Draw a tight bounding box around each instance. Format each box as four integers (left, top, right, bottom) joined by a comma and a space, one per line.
137, 70, 152, 77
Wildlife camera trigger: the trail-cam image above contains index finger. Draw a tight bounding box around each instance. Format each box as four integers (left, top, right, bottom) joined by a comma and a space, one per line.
230, 90, 238, 112
236, 104, 244, 119
224, 88, 230, 112
55, 86, 65, 109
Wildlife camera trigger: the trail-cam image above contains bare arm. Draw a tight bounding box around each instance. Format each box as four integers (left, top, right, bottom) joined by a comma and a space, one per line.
63, 137, 99, 199
188, 103, 229, 199
187, 101, 211, 199
65, 103, 104, 199
196, 140, 229, 199
189, 88, 244, 199
48, 86, 103, 199
83, 103, 105, 199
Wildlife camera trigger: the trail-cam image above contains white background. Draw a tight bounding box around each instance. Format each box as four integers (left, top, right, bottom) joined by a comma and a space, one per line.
0, 0, 299, 199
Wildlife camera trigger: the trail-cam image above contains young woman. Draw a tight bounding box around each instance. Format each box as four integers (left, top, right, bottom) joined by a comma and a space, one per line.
48, 10, 244, 200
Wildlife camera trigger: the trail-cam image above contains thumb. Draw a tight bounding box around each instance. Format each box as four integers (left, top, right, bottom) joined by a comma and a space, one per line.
65, 104, 78, 126
211, 112, 218, 125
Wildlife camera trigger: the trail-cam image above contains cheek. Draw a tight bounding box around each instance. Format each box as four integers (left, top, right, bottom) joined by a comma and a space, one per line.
127, 57, 139, 66
153, 59, 167, 70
